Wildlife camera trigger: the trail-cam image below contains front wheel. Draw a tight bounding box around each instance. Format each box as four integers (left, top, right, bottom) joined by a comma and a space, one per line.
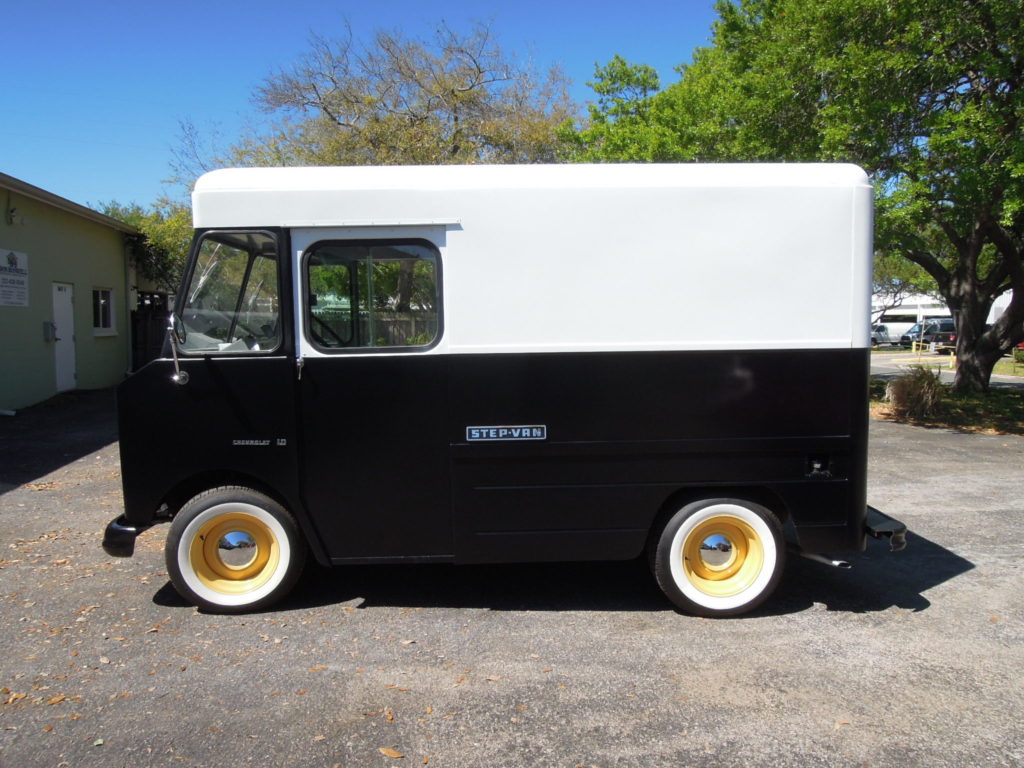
652, 498, 784, 617
166, 486, 307, 613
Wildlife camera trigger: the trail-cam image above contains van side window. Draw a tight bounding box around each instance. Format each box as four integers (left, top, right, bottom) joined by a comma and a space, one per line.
179, 232, 281, 354
306, 241, 439, 350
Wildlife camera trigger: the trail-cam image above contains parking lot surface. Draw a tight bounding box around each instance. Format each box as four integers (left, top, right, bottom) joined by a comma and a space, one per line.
1, 389, 1022, 767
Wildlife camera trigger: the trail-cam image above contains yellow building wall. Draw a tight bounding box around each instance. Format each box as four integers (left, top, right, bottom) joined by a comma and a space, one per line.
0, 192, 129, 411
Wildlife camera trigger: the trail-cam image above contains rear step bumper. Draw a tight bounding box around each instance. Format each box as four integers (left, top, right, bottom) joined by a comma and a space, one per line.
865, 506, 908, 552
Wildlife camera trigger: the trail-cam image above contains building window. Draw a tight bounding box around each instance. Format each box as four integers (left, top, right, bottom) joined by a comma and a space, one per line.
93, 288, 115, 335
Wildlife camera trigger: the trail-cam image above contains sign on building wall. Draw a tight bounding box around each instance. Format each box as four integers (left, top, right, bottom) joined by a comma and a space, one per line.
0, 249, 28, 307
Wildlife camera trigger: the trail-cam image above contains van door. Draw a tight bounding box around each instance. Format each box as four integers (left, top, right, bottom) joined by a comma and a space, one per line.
117, 230, 303, 527
292, 231, 451, 561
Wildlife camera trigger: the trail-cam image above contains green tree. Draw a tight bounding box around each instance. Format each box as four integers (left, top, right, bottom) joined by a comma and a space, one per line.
558, 55, 680, 162
102, 200, 192, 293
564, 0, 1024, 390
210, 22, 574, 169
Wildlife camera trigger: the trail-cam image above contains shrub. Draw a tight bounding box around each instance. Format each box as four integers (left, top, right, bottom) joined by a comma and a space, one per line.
885, 365, 942, 420
1013, 347, 1024, 364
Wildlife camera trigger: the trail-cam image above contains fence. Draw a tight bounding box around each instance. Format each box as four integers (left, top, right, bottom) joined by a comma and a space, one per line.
131, 308, 169, 370
316, 309, 437, 347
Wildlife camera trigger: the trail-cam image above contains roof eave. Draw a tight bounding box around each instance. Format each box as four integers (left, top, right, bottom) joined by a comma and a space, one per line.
0, 172, 140, 235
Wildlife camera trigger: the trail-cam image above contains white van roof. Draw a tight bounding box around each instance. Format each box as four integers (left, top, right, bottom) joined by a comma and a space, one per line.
193, 163, 873, 353
192, 163, 869, 228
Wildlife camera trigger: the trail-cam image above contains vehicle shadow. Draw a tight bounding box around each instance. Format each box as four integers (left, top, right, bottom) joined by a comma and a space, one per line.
0, 389, 118, 495
152, 558, 671, 614
768, 531, 974, 615
153, 530, 973, 617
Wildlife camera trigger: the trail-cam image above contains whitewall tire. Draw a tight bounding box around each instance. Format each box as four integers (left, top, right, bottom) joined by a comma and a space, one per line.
653, 498, 785, 617
166, 486, 306, 613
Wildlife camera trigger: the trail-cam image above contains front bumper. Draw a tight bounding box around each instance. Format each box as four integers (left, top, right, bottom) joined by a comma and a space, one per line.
865, 506, 907, 551
102, 515, 152, 557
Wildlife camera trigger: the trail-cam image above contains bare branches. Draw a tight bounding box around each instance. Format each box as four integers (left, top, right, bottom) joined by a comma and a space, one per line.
167, 120, 225, 191
246, 20, 574, 166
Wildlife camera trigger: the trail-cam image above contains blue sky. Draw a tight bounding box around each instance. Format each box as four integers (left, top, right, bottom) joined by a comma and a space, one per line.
4, 1, 718, 209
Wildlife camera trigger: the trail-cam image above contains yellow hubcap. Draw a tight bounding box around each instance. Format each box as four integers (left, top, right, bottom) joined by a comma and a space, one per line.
189, 512, 280, 596
682, 515, 765, 598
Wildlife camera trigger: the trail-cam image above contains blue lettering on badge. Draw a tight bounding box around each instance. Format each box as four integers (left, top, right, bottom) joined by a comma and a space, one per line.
466, 425, 547, 442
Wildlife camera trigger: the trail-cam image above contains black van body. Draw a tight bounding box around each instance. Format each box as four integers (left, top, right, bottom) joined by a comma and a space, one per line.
105, 164, 905, 616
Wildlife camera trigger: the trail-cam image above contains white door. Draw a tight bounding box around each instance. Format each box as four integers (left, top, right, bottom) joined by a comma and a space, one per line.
52, 282, 76, 391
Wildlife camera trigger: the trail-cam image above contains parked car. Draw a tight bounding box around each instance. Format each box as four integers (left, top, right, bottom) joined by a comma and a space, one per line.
871, 324, 895, 346
899, 321, 929, 347
929, 318, 958, 353
900, 318, 956, 349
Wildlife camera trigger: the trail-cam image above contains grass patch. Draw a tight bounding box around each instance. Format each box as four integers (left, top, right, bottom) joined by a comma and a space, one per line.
992, 357, 1024, 377
876, 353, 1024, 377
869, 377, 1024, 435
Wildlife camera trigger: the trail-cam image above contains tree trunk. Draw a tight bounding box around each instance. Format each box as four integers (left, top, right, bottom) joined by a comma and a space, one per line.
953, 340, 1005, 392
938, 218, 1024, 392
951, 289, 1024, 392
394, 260, 416, 312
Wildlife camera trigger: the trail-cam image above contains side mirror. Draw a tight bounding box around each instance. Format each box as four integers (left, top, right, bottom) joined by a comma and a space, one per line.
167, 314, 190, 386
170, 313, 187, 346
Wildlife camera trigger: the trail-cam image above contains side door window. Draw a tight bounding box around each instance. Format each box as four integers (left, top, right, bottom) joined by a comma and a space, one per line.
305, 241, 440, 351
180, 232, 282, 354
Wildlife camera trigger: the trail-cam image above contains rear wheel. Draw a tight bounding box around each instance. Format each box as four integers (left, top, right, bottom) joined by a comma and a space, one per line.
652, 498, 784, 617
166, 486, 306, 613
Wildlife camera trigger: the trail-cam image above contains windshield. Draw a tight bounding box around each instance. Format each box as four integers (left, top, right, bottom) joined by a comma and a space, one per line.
179, 232, 281, 354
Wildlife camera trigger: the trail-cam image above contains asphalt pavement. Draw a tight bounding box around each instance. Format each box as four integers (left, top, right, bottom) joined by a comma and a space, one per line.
870, 347, 1024, 389
1, 387, 1022, 767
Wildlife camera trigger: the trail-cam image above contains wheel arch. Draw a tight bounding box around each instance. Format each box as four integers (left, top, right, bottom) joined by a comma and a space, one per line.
647, 485, 790, 554
159, 470, 329, 566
